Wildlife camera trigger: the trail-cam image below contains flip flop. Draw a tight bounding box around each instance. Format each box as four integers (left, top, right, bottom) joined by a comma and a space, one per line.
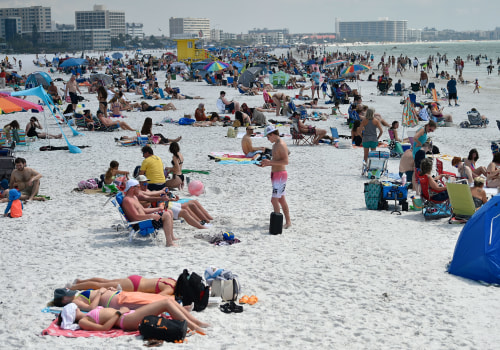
239, 295, 249, 304
247, 295, 258, 305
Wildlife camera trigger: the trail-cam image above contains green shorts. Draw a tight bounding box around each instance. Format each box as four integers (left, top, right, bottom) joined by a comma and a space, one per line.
362, 141, 378, 149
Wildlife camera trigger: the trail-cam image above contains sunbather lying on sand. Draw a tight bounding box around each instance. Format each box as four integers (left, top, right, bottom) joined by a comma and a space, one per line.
58, 299, 208, 334
68, 275, 177, 296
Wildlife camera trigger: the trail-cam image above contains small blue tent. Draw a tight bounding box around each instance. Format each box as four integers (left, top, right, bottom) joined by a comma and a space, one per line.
448, 194, 500, 283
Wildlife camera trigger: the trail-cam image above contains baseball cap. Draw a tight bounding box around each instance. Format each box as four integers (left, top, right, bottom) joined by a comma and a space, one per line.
265, 125, 277, 135
125, 179, 140, 192
53, 288, 76, 301
135, 175, 150, 182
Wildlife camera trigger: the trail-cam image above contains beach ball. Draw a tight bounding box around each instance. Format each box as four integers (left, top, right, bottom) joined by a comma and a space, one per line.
188, 180, 204, 196
223, 231, 234, 241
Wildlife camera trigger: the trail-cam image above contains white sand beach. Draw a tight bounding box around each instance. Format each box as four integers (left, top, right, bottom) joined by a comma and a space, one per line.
1, 48, 500, 349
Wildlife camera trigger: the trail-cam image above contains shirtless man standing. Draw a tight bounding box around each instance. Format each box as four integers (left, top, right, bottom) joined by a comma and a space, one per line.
64, 75, 81, 111
242, 126, 265, 159
121, 179, 177, 247
260, 125, 291, 229
9, 157, 43, 202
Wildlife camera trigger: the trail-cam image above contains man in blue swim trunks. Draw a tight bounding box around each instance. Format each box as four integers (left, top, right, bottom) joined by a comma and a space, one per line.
121, 179, 177, 247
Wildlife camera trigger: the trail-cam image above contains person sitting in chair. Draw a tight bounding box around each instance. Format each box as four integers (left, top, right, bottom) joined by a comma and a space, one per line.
420, 158, 449, 201
451, 156, 474, 184
471, 176, 487, 208
291, 112, 329, 145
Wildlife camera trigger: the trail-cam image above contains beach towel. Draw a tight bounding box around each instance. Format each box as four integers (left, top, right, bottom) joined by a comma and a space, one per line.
42, 318, 140, 338
182, 169, 210, 175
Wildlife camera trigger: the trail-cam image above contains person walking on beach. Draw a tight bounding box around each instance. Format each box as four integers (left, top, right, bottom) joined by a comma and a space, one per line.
447, 76, 459, 106
260, 125, 291, 229
473, 79, 480, 93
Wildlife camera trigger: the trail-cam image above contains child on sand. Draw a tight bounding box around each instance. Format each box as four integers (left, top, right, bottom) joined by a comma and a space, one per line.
473, 79, 480, 93
4, 188, 23, 217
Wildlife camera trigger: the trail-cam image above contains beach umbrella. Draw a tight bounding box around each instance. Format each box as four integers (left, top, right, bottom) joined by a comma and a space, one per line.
238, 66, 262, 87
90, 73, 113, 86
231, 61, 243, 69
111, 52, 123, 60
25, 71, 52, 89
204, 61, 229, 72
170, 62, 188, 70
0, 92, 44, 113
59, 58, 88, 67
340, 64, 371, 77
325, 60, 347, 68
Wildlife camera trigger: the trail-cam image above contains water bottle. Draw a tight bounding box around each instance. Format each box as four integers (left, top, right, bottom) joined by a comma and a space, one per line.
116, 284, 122, 292
401, 173, 407, 185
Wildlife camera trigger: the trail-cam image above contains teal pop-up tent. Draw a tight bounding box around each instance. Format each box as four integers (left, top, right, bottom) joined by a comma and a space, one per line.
11, 86, 82, 153
448, 195, 500, 283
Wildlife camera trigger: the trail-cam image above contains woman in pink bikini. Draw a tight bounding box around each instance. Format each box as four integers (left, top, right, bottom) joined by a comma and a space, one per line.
58, 299, 208, 334
69, 275, 176, 296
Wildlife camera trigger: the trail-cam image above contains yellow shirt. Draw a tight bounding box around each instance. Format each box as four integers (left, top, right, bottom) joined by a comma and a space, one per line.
140, 155, 165, 184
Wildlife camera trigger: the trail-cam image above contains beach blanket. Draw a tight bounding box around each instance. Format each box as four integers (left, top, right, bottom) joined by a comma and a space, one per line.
208, 151, 257, 164
217, 160, 258, 164
42, 319, 140, 338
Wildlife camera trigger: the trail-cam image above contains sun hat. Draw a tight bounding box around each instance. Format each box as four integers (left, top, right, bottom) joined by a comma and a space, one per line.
124, 179, 140, 192
8, 189, 21, 201
265, 125, 277, 135
135, 175, 150, 182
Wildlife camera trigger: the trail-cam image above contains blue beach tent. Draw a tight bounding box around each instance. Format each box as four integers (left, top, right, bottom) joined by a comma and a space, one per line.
448, 195, 500, 283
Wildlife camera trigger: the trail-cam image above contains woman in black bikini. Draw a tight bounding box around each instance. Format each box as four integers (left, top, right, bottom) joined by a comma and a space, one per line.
165, 142, 184, 189
97, 86, 108, 115
25, 117, 62, 139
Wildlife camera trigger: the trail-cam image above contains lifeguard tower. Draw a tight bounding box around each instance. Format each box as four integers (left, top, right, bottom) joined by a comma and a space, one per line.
174, 37, 208, 63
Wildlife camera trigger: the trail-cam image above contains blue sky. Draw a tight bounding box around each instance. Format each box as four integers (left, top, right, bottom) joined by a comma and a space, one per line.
1, 0, 499, 35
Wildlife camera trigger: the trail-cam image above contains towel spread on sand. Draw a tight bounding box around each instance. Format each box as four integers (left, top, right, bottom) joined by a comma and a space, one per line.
42, 319, 139, 338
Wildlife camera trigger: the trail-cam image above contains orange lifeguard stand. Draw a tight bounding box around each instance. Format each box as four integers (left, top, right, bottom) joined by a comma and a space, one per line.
174, 38, 208, 63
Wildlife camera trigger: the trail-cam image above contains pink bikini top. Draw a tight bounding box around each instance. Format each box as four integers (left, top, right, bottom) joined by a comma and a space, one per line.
86, 306, 103, 324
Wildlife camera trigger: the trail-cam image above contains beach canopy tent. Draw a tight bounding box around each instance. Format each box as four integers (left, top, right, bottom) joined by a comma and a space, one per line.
270, 71, 290, 86
11, 86, 82, 153
59, 58, 88, 68
238, 67, 263, 87
25, 72, 52, 89
448, 195, 500, 283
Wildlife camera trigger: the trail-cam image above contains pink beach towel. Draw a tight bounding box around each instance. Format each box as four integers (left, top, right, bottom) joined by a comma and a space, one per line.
42, 319, 140, 338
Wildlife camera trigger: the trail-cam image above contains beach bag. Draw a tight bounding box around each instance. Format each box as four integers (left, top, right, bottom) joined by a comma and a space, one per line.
138, 316, 187, 343
174, 269, 210, 312
211, 279, 240, 301
364, 180, 384, 210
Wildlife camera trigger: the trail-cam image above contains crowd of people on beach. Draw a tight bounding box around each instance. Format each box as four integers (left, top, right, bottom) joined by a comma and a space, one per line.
2, 43, 500, 342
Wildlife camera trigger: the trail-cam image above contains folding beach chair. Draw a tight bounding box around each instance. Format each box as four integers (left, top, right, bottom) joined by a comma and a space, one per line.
447, 182, 476, 223
111, 192, 160, 243
415, 171, 451, 220
11, 130, 34, 152
290, 117, 314, 146
141, 87, 153, 100
436, 158, 455, 178
362, 151, 389, 179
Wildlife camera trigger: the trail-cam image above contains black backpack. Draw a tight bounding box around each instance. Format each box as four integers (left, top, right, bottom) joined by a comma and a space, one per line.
174, 269, 210, 312
138, 315, 187, 342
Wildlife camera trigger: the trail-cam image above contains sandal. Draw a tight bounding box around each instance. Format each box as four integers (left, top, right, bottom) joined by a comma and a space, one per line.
239, 295, 249, 304
247, 295, 258, 305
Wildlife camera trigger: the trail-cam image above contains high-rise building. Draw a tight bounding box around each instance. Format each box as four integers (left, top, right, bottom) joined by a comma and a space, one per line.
336, 19, 408, 42
0, 17, 22, 41
37, 29, 111, 50
0, 6, 51, 33
75, 5, 125, 38
169, 17, 210, 39
126, 23, 144, 39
